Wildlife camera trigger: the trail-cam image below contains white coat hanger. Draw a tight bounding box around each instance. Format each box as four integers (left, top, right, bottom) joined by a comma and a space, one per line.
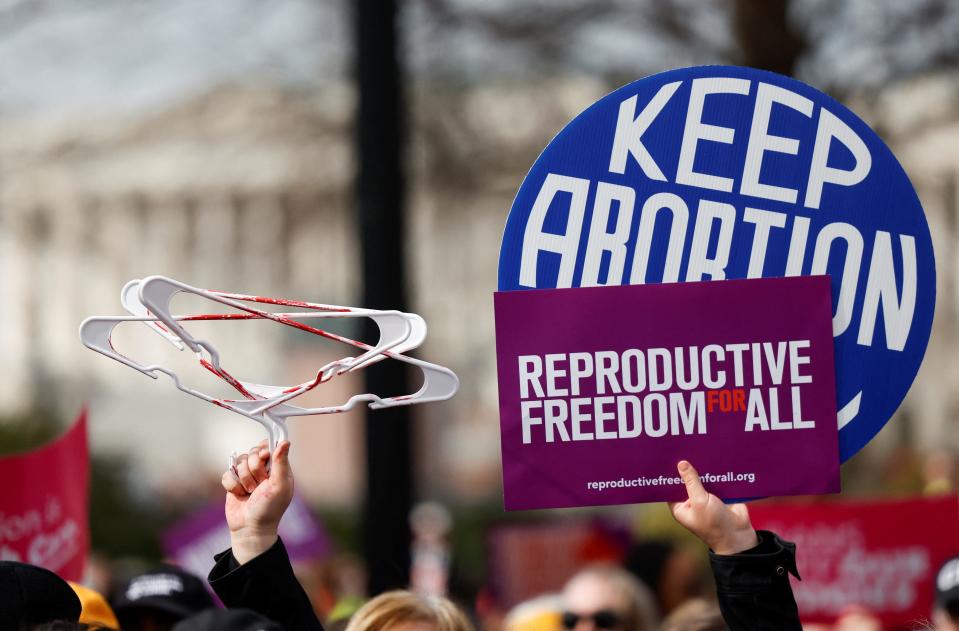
80, 276, 459, 453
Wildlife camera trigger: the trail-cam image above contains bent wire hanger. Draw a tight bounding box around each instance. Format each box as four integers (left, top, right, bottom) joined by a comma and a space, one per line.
80, 276, 460, 451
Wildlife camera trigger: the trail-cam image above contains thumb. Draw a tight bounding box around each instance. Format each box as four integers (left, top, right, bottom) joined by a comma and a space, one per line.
270, 440, 293, 483
678, 460, 707, 503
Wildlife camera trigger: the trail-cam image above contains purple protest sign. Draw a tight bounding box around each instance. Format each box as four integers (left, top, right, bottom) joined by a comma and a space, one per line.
494, 276, 840, 511
162, 495, 332, 581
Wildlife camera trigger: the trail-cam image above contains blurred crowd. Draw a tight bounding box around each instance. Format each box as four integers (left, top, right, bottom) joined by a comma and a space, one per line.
6, 443, 959, 631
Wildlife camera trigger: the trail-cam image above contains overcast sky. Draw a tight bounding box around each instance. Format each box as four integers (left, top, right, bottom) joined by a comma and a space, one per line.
0, 0, 344, 114
0, 0, 956, 115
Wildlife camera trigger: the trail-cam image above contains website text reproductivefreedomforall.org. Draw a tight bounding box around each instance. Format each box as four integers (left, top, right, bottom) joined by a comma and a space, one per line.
587, 470, 756, 492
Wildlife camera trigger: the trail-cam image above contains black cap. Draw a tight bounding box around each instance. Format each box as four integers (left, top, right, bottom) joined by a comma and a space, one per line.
172, 608, 285, 631
113, 565, 215, 621
937, 556, 959, 610
0, 560, 82, 625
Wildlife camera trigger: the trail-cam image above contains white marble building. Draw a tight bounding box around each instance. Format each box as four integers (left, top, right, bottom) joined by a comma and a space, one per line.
2, 0, 959, 505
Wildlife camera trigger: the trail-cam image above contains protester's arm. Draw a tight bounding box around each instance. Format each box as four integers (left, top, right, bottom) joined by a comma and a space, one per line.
668, 460, 802, 631
208, 440, 324, 631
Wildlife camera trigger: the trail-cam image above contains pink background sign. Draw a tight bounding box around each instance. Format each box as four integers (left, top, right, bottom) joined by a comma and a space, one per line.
0, 410, 89, 580
494, 276, 840, 510
750, 496, 959, 629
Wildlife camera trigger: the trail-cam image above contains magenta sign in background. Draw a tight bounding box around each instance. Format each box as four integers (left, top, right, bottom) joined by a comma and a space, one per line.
494, 276, 841, 511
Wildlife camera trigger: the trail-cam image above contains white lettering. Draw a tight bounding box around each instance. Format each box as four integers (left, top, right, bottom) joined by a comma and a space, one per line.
686, 200, 736, 280
582, 183, 637, 286
741, 83, 813, 203
519, 174, 590, 288
677, 77, 751, 192
608, 83, 682, 179
857, 232, 917, 351
805, 108, 872, 209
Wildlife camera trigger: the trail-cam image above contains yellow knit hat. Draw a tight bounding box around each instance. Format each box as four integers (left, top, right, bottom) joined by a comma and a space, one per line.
68, 581, 120, 629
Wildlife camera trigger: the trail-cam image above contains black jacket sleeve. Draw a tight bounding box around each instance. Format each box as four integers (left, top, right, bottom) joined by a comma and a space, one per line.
208, 537, 324, 631
709, 530, 802, 631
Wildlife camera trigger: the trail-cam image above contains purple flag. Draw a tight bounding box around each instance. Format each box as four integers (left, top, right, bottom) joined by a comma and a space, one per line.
162, 495, 332, 579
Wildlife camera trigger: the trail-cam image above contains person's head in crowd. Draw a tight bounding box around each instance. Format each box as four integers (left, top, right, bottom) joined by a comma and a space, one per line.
657, 598, 724, 631
504, 593, 562, 631
344, 590, 473, 631
834, 605, 881, 631
623, 541, 702, 616
560, 564, 658, 631
112, 564, 215, 631
69, 581, 120, 629
172, 608, 284, 631
934, 556, 959, 631
0, 560, 81, 629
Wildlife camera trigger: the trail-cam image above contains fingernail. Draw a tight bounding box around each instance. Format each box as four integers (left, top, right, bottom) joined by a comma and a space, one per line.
678, 461, 690, 473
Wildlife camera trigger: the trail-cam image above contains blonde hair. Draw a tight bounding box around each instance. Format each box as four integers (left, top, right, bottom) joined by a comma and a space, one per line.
659, 598, 725, 631
504, 593, 563, 631
345, 590, 474, 631
563, 565, 658, 631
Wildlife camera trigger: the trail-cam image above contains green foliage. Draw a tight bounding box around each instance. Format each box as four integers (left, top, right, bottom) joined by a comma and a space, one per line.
314, 506, 362, 554
0, 409, 62, 454
89, 455, 167, 561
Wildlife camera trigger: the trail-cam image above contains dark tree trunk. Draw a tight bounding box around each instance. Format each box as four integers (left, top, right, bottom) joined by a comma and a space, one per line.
354, 0, 413, 595
732, 0, 806, 76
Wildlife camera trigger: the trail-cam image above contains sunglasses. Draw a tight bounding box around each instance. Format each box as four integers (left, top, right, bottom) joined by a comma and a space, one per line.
561, 611, 622, 630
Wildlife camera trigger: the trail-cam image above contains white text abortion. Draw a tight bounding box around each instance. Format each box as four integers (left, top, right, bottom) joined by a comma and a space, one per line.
519, 78, 916, 351
517, 341, 815, 444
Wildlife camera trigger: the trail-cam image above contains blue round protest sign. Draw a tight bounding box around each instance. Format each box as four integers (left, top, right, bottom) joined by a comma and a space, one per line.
498, 66, 935, 463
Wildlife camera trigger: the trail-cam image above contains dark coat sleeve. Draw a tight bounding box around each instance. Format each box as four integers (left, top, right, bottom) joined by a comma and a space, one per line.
208, 537, 324, 631
709, 530, 802, 631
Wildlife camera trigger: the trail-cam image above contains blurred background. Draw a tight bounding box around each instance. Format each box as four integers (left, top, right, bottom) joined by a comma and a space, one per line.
1, 0, 959, 628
